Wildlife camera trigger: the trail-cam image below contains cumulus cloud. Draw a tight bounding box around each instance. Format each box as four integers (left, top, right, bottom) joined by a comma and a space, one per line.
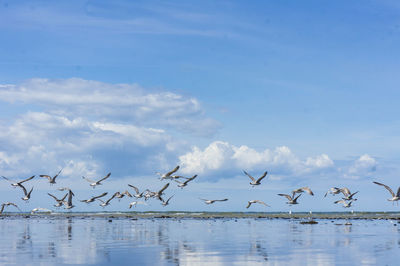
178, 141, 335, 177
346, 154, 377, 179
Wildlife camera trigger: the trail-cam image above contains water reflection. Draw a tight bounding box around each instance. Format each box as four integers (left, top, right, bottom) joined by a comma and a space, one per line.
0, 217, 399, 265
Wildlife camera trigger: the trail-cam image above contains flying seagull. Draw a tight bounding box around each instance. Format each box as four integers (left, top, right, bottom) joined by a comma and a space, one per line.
31, 207, 52, 214
200, 198, 228, 204
80, 192, 108, 203
17, 183, 33, 201
340, 187, 358, 201
324, 187, 341, 197
334, 199, 355, 208
155, 183, 170, 199
97, 193, 117, 207
58, 187, 75, 209
82, 172, 111, 188
156, 165, 180, 180
292, 187, 314, 196
174, 175, 197, 188
278, 192, 302, 205
128, 201, 147, 208
128, 184, 144, 198
0, 202, 21, 214
2, 175, 35, 188
243, 170, 267, 186
40, 169, 62, 185
246, 200, 270, 209
48, 193, 68, 207
373, 181, 400, 203
160, 195, 174, 206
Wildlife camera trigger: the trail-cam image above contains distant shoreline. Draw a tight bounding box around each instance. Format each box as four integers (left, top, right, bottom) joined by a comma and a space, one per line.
1, 211, 400, 220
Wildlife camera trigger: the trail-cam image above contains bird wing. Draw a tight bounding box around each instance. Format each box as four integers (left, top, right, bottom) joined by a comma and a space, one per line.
350, 191, 358, 198
27, 187, 34, 197
166, 195, 174, 203
301, 187, 314, 196
82, 176, 95, 183
20, 175, 35, 183
8, 202, 21, 211
334, 200, 345, 204
397, 187, 400, 197
256, 171, 268, 183
40, 175, 52, 181
122, 190, 132, 197
324, 191, 328, 198
243, 170, 255, 182
246, 201, 252, 208
93, 192, 108, 200
97, 172, 111, 183
48, 193, 58, 201
1, 176, 16, 183
340, 187, 351, 197
254, 200, 268, 206
294, 193, 302, 201
128, 184, 140, 194
185, 175, 198, 184
67, 191, 73, 205
17, 183, 27, 195
166, 166, 180, 176
158, 183, 170, 193
215, 198, 228, 202
277, 194, 292, 201
373, 181, 395, 197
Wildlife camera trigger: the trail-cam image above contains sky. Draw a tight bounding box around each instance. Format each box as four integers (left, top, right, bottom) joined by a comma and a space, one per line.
0, 0, 399, 212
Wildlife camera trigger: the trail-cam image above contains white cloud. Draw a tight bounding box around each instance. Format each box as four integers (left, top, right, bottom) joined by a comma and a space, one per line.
179, 141, 335, 177
346, 154, 377, 179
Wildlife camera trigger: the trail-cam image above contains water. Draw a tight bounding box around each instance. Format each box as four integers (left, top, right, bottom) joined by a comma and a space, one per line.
0, 214, 399, 265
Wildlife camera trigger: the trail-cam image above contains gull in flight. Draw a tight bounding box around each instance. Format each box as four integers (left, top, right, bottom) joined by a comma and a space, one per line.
48, 193, 68, 207
373, 181, 400, 203
292, 187, 314, 196
160, 195, 174, 206
174, 175, 197, 188
2, 175, 35, 188
80, 192, 108, 203
58, 187, 75, 209
82, 172, 111, 188
156, 165, 180, 180
324, 187, 341, 197
128, 201, 147, 208
340, 187, 358, 201
278, 192, 302, 205
31, 207, 52, 214
246, 200, 270, 209
17, 183, 33, 201
40, 169, 62, 185
243, 170, 267, 186
128, 184, 144, 198
97, 193, 117, 207
154, 183, 170, 199
112, 191, 132, 200
334, 199, 355, 208
0, 202, 21, 214
200, 198, 228, 204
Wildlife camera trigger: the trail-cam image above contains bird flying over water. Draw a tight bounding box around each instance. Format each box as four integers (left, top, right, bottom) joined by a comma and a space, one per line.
128, 184, 144, 198
40, 169, 62, 185
17, 183, 33, 201
292, 187, 314, 196
278, 192, 301, 205
82, 172, 111, 188
156, 165, 180, 180
246, 200, 269, 209
334, 199, 355, 208
48, 193, 68, 207
174, 175, 197, 188
160, 195, 174, 206
200, 198, 228, 204
373, 181, 400, 203
324, 187, 341, 197
80, 192, 108, 203
0, 202, 21, 214
243, 170, 267, 186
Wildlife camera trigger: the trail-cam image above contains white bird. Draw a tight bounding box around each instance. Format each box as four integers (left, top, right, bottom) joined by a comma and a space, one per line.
0, 202, 21, 214
278, 192, 302, 205
160, 195, 174, 206
59, 188, 74, 209
334, 199, 354, 208
373, 181, 400, 203
80, 192, 108, 203
174, 175, 197, 188
31, 207, 52, 214
128, 201, 147, 208
2, 175, 35, 188
40, 169, 62, 185
246, 200, 270, 209
48, 193, 68, 207
200, 198, 228, 204
128, 184, 144, 198
292, 187, 314, 196
340, 187, 358, 201
82, 172, 111, 188
243, 170, 267, 186
17, 183, 33, 201
97, 193, 117, 207
324, 187, 341, 197
156, 166, 180, 180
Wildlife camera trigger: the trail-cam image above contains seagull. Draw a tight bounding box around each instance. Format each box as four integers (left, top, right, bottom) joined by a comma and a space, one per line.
200, 198, 228, 204
80, 192, 108, 203
243, 170, 267, 186
246, 200, 270, 209
48, 193, 68, 207
82, 172, 111, 188
334, 199, 354, 208
143, 189, 156, 201
2, 175, 35, 188
112, 191, 132, 200
278, 192, 302, 205
40, 169, 62, 185
58, 188, 74, 209
128, 184, 144, 198
340, 188, 358, 201
373, 181, 400, 203
160, 195, 174, 206
155, 183, 170, 199
128, 201, 147, 208
97, 193, 117, 207
0, 202, 21, 214
292, 187, 314, 196
324, 187, 341, 197
156, 166, 180, 180
31, 207, 52, 214
174, 175, 197, 188
17, 183, 33, 201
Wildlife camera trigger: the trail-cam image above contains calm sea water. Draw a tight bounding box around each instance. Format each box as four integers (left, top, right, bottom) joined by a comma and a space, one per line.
0, 214, 399, 265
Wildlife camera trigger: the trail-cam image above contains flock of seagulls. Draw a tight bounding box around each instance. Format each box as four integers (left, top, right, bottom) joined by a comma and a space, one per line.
0, 166, 399, 214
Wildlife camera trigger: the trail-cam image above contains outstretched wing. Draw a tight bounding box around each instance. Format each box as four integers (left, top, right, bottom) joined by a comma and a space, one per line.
82, 176, 95, 183
246, 201, 252, 209
166, 166, 180, 176
17, 183, 27, 195
93, 192, 108, 200
340, 187, 351, 197
1, 176, 16, 183
158, 183, 170, 193
215, 198, 228, 202
20, 175, 35, 184
39, 175, 52, 181
256, 171, 268, 183
373, 181, 395, 197
97, 172, 111, 183
301, 187, 314, 196
243, 170, 255, 182
277, 193, 292, 201
128, 184, 140, 194
254, 200, 269, 206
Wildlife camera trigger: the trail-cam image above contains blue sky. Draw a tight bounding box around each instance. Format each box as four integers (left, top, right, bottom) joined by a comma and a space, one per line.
0, 0, 400, 212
